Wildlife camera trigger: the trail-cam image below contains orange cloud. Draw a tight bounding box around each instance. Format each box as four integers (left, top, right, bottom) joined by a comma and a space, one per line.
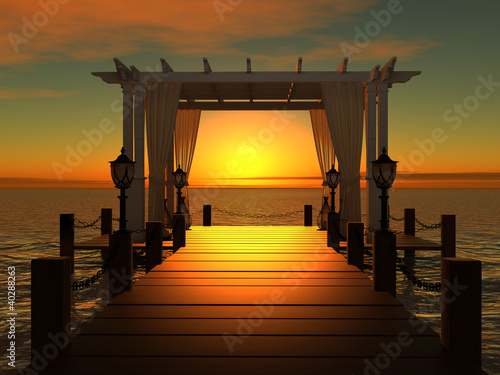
0, 87, 78, 99
0, 0, 379, 66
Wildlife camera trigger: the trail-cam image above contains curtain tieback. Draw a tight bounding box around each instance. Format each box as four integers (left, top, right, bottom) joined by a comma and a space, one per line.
148, 177, 166, 186
341, 176, 361, 186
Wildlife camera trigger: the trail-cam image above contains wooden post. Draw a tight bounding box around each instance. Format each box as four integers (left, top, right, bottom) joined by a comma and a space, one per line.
404, 208, 416, 258
101, 208, 113, 235
347, 222, 364, 271
109, 232, 133, 300
173, 213, 186, 252
146, 221, 163, 273
31, 257, 71, 358
441, 215, 456, 260
304, 205, 312, 226
203, 205, 212, 226
60, 214, 74, 274
373, 231, 397, 297
327, 212, 340, 250
441, 258, 481, 365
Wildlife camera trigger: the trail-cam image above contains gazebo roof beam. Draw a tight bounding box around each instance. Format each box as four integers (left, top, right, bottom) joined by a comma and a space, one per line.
130, 65, 141, 82
113, 58, 131, 81
203, 57, 212, 74
380, 57, 397, 81
370, 65, 380, 81
295, 57, 302, 74
336, 57, 349, 73
247, 57, 251, 73
160, 58, 174, 73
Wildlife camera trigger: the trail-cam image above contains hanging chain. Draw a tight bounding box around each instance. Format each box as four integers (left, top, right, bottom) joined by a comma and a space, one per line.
212, 207, 303, 219
389, 214, 404, 222
74, 216, 102, 230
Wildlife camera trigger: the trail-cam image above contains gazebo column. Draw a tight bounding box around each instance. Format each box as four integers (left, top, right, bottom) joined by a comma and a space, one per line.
365, 83, 380, 242
166, 139, 175, 228
122, 82, 134, 158
377, 82, 389, 154
128, 83, 146, 242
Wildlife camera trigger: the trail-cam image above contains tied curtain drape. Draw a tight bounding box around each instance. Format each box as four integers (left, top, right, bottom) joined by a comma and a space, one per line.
146, 82, 182, 224
174, 109, 201, 209
321, 82, 364, 229
310, 109, 335, 198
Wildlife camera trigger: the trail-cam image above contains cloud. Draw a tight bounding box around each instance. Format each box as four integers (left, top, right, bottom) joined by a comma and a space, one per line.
0, 0, 378, 66
0, 88, 78, 99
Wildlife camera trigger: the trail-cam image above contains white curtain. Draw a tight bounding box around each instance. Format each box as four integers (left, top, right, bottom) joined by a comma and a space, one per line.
310, 109, 335, 198
146, 82, 181, 224
174, 109, 201, 209
321, 82, 364, 228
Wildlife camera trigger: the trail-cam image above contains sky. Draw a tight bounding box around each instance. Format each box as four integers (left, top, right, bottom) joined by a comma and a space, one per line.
0, 0, 499, 188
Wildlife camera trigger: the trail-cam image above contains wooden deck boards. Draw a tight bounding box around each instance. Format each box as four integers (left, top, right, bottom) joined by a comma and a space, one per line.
44, 226, 485, 375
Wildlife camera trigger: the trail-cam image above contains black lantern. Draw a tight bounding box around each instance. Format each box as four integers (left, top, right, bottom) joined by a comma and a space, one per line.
110, 148, 135, 232
173, 165, 188, 214
326, 164, 340, 213
371, 147, 397, 231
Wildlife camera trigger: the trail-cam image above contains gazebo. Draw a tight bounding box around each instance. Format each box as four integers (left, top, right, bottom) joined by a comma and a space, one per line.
92, 57, 420, 241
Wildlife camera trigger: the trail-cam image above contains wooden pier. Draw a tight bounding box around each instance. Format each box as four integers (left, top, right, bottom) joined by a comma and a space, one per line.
38, 226, 486, 374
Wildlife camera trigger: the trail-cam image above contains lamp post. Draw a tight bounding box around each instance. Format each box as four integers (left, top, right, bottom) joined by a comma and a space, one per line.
326, 164, 340, 213
371, 147, 398, 232
173, 165, 187, 214
109, 148, 135, 233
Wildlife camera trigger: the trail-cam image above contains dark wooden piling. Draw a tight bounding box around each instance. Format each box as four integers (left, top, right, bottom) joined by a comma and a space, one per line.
404, 208, 416, 259
146, 221, 163, 273
173, 214, 186, 252
304, 205, 312, 226
109, 232, 133, 300
347, 222, 364, 271
441, 258, 482, 365
441, 215, 456, 261
31, 257, 71, 359
60, 214, 75, 274
203, 205, 211, 226
101, 208, 113, 235
373, 230, 397, 297
327, 212, 340, 250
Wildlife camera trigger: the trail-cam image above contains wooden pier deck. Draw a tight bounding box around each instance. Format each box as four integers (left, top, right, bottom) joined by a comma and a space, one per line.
46, 226, 485, 374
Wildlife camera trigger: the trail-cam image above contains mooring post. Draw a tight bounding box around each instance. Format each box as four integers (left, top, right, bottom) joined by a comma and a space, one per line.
31, 257, 71, 359
327, 212, 340, 250
373, 230, 397, 297
173, 213, 186, 252
203, 205, 212, 226
304, 205, 312, 226
109, 231, 133, 300
441, 215, 456, 262
101, 208, 113, 235
347, 222, 364, 271
441, 258, 481, 365
60, 213, 74, 274
146, 221, 163, 273
404, 208, 416, 259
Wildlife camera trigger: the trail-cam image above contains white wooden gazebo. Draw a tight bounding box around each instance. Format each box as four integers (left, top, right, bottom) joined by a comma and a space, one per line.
92, 57, 420, 241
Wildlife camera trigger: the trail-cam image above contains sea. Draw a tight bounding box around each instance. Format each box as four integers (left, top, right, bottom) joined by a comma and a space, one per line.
0, 188, 499, 374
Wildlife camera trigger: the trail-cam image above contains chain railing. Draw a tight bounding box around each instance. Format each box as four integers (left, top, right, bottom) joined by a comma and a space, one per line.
74, 216, 102, 230
388, 213, 441, 232
211, 207, 303, 219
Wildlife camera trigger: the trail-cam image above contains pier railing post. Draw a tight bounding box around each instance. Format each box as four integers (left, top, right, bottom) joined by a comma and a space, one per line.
347, 222, 364, 271
203, 205, 212, 226
109, 232, 133, 300
146, 221, 163, 273
373, 230, 397, 297
404, 208, 416, 259
441, 215, 456, 261
441, 258, 481, 365
327, 212, 340, 250
304, 205, 312, 226
60, 214, 74, 274
101, 208, 113, 235
31, 257, 71, 359
173, 213, 186, 253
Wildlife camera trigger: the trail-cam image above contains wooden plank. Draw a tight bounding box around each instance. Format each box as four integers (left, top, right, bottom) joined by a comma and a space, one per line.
168, 253, 345, 262
142, 271, 367, 279
134, 278, 372, 286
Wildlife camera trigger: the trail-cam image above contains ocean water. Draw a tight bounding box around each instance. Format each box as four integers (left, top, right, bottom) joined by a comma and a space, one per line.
0, 188, 498, 374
